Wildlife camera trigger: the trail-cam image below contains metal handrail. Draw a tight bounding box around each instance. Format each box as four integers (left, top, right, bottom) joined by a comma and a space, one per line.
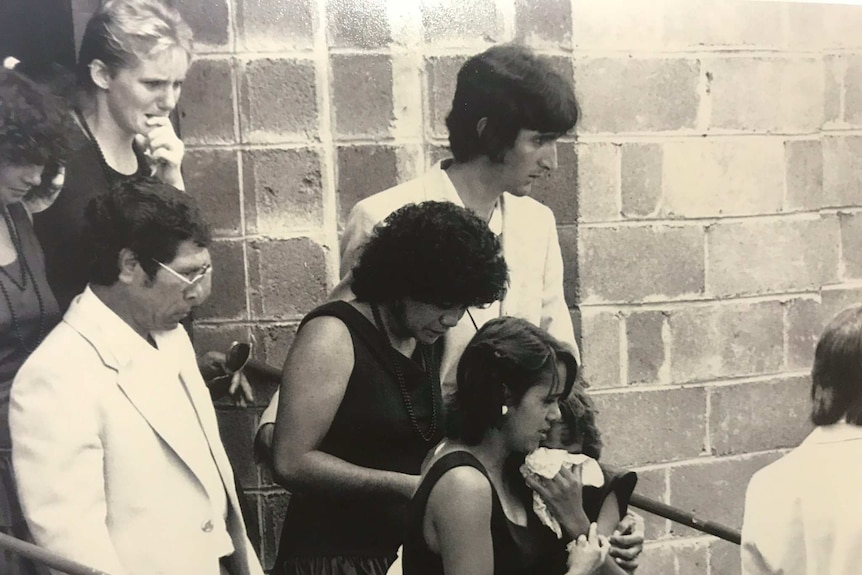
629, 492, 741, 545
0, 532, 113, 575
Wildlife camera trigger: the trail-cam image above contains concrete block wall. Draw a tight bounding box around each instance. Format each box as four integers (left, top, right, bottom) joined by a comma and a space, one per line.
165, 0, 862, 572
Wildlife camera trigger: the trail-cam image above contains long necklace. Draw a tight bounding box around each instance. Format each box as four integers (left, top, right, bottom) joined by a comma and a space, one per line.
0, 208, 46, 353
371, 302, 440, 443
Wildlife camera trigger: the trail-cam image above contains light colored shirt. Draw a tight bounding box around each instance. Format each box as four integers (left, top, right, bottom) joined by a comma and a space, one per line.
741, 422, 862, 575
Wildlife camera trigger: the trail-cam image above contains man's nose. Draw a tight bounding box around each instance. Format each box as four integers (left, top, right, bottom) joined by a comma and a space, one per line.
540, 143, 558, 171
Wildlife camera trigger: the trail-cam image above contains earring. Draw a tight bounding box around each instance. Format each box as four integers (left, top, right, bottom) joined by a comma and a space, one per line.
501, 405, 508, 416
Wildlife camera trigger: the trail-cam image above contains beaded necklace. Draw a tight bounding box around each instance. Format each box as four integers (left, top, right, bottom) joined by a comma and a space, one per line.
371, 302, 440, 443
0, 207, 46, 353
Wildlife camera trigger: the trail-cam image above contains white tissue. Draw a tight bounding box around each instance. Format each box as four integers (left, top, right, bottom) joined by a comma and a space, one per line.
521, 447, 604, 538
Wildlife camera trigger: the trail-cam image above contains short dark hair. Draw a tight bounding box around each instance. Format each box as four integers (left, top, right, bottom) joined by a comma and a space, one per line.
558, 387, 603, 460
0, 68, 73, 166
84, 176, 211, 286
351, 201, 508, 308
446, 43, 578, 164
448, 316, 579, 445
811, 304, 862, 426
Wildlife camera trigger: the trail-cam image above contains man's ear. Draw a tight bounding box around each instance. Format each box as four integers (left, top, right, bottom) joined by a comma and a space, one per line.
476, 117, 488, 139
117, 248, 139, 284
89, 59, 112, 91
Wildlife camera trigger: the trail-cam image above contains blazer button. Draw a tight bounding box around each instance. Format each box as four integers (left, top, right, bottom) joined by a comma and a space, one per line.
201, 520, 214, 533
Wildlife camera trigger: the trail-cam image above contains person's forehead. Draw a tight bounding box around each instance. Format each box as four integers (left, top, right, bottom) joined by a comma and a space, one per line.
165, 241, 209, 268
127, 46, 189, 77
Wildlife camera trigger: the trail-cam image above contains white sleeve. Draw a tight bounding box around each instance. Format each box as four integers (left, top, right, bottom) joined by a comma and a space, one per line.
539, 215, 580, 364
11, 358, 127, 575
330, 201, 378, 302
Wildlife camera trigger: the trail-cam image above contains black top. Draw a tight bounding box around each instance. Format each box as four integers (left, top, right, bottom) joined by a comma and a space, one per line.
277, 301, 445, 559
403, 451, 565, 575
33, 120, 149, 312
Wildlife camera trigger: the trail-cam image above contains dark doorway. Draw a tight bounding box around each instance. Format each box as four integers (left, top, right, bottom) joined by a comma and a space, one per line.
0, 0, 76, 70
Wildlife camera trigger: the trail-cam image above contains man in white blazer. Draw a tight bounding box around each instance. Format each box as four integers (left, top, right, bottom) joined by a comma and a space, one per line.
741, 304, 862, 575
258, 43, 645, 572
11, 178, 263, 575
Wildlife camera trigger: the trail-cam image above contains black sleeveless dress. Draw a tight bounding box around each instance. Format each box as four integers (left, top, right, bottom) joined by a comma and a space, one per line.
403, 451, 566, 575
274, 301, 445, 575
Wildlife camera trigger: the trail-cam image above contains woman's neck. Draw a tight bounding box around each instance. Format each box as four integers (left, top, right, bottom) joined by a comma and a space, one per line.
445, 160, 504, 223
362, 300, 417, 359
82, 104, 138, 173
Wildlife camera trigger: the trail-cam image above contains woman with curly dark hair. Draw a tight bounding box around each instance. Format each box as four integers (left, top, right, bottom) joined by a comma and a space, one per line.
0, 65, 71, 575
269, 201, 508, 575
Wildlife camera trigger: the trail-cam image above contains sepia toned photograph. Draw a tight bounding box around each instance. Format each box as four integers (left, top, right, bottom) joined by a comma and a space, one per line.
1, 0, 861, 574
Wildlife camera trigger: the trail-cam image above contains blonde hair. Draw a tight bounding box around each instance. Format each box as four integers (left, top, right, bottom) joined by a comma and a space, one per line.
77, 0, 193, 91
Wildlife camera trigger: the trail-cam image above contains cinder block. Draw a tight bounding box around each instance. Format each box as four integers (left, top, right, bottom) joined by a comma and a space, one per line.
571, 1, 663, 50
242, 148, 324, 234
621, 143, 661, 219
662, 0, 784, 49
216, 409, 259, 489
331, 54, 394, 137
514, 0, 571, 48
558, 226, 579, 307
823, 136, 862, 207
336, 145, 398, 225
197, 240, 247, 321
327, 0, 390, 48
261, 490, 291, 570
841, 212, 862, 278
574, 57, 700, 133
251, 323, 299, 375
175, 0, 229, 49
237, 0, 314, 51
629, 467, 669, 540
577, 143, 619, 223
785, 140, 823, 212
633, 544, 676, 575
579, 310, 620, 390
821, 286, 862, 321
579, 225, 705, 303
819, 3, 862, 49
844, 55, 862, 127
669, 301, 784, 383
626, 311, 667, 385
239, 58, 318, 143
668, 453, 784, 538
420, 0, 501, 44
591, 387, 707, 467
425, 56, 467, 139
248, 238, 328, 320
785, 3, 827, 51
786, 297, 821, 371
530, 142, 578, 225
709, 377, 814, 456
706, 217, 840, 297
677, 544, 708, 574
710, 540, 741, 575
662, 139, 784, 218
706, 57, 823, 133
179, 58, 234, 145
184, 149, 241, 236
824, 56, 843, 124
426, 144, 451, 168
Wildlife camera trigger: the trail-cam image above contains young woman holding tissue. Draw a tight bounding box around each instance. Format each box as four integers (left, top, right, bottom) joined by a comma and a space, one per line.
542, 388, 637, 539
402, 317, 612, 575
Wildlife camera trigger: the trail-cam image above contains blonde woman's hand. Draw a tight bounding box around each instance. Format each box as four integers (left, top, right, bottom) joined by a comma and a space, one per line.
137, 116, 185, 190
566, 522, 609, 575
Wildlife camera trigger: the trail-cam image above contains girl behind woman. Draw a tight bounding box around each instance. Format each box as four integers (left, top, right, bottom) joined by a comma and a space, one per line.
403, 317, 609, 575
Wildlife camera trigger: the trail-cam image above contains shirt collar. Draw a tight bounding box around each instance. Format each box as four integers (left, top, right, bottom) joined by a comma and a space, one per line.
807, 421, 862, 444
436, 159, 503, 235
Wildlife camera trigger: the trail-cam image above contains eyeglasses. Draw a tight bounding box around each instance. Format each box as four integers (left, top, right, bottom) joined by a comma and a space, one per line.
153, 259, 212, 289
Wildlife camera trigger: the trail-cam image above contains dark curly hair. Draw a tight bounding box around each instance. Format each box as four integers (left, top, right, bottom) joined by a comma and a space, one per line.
351, 201, 508, 308
0, 68, 73, 166
811, 304, 862, 427
446, 43, 578, 164
558, 386, 603, 460
448, 316, 578, 446
84, 176, 211, 286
